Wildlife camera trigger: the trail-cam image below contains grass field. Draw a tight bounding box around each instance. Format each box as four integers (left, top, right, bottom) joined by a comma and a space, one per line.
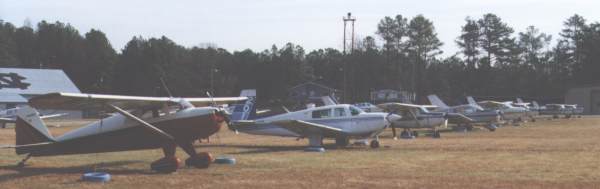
1, 117, 600, 188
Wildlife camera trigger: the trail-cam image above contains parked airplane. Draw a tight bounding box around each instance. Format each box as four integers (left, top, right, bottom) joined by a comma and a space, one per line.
467, 96, 528, 125
4, 92, 247, 173
0, 107, 67, 128
427, 95, 500, 131
377, 103, 464, 139
229, 90, 398, 150
539, 104, 582, 118
513, 98, 539, 121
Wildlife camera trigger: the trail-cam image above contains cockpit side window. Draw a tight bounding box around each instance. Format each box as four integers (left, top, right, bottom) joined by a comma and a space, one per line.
334, 108, 346, 117
312, 109, 332, 119
350, 106, 361, 116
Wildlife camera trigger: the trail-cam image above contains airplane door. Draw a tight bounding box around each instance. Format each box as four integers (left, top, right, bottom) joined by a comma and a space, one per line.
591, 90, 600, 114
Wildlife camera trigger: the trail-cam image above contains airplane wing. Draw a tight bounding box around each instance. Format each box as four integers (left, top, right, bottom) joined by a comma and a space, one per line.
477, 101, 506, 109
40, 113, 68, 119
376, 103, 434, 112
28, 92, 247, 111
272, 120, 345, 137
445, 113, 474, 124
0, 117, 15, 123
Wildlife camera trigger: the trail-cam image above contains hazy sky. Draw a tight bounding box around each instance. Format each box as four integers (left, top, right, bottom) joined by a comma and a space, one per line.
1, 0, 598, 57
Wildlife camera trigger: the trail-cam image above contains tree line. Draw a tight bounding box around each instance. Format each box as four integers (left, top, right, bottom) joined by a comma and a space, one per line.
0, 13, 598, 106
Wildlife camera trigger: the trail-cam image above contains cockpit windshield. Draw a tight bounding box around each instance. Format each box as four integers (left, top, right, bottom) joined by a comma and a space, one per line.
349, 105, 364, 116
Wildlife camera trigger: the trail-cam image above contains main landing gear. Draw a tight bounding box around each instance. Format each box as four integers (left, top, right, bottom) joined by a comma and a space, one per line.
399, 129, 418, 139
151, 142, 214, 173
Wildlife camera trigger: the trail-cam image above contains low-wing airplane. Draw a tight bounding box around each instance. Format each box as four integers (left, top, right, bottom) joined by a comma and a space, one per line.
0, 107, 67, 128
229, 90, 397, 150
5, 92, 247, 173
467, 96, 528, 124
376, 103, 461, 139
427, 95, 500, 131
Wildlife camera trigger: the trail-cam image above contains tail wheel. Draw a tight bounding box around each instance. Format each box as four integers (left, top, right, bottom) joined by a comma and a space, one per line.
151, 156, 181, 173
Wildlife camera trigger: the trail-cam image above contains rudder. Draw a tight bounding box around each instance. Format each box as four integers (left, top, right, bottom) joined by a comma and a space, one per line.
15, 106, 54, 148
231, 89, 257, 121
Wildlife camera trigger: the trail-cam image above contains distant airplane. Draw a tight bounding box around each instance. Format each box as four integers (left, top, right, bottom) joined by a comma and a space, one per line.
467, 96, 528, 125
427, 95, 501, 131
377, 103, 463, 139
512, 98, 539, 121
539, 103, 582, 118
4, 92, 246, 173
229, 90, 397, 150
0, 107, 67, 128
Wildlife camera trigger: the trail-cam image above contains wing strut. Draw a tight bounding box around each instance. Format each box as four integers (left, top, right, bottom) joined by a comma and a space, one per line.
109, 104, 175, 141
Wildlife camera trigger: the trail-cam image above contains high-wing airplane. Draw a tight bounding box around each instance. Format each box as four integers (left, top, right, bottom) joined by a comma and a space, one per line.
0, 107, 67, 128
376, 103, 459, 139
467, 96, 528, 125
229, 90, 397, 150
539, 103, 582, 118
512, 98, 539, 121
427, 95, 500, 131
5, 92, 247, 173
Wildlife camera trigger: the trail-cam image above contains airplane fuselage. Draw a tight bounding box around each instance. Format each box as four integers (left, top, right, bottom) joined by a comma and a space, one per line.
18, 107, 225, 156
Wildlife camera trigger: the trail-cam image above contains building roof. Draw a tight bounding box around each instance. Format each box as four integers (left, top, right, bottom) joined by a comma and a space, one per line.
0, 68, 80, 97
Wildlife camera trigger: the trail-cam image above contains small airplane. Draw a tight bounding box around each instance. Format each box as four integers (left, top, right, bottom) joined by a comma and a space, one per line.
376, 103, 459, 139
512, 98, 539, 121
427, 95, 501, 131
229, 90, 397, 150
0, 107, 67, 128
4, 92, 247, 173
467, 96, 528, 125
539, 103, 582, 118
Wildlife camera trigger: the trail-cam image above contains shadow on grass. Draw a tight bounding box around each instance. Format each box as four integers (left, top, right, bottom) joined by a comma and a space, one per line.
0, 160, 149, 183
196, 143, 371, 154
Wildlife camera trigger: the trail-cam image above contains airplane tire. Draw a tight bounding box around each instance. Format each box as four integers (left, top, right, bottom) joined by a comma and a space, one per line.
186, 152, 214, 168
82, 172, 111, 182
400, 130, 409, 138
370, 140, 380, 148
151, 156, 181, 173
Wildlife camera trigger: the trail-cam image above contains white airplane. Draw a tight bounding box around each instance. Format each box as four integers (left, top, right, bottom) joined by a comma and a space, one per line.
467, 96, 528, 124
229, 90, 398, 150
539, 103, 582, 118
427, 95, 501, 131
513, 98, 539, 121
376, 103, 463, 139
0, 107, 67, 128
3, 92, 247, 173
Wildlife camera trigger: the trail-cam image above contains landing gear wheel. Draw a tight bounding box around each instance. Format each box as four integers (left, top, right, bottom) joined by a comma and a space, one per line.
335, 137, 350, 147
412, 131, 419, 138
370, 140, 380, 148
151, 156, 181, 173
432, 131, 441, 138
185, 152, 214, 169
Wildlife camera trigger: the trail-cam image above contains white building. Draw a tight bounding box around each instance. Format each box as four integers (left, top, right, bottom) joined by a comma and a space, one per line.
0, 68, 82, 118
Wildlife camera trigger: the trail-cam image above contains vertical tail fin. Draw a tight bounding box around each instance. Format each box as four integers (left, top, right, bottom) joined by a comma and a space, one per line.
427, 94, 449, 109
516, 98, 524, 104
15, 106, 54, 147
532, 101, 540, 109
466, 96, 477, 105
321, 96, 337, 106
230, 89, 257, 121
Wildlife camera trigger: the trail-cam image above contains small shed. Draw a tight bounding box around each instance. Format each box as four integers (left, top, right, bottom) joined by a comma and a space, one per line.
288, 82, 339, 107
370, 89, 414, 103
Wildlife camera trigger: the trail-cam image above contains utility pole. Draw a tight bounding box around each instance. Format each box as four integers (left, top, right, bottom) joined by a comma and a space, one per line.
342, 12, 356, 103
